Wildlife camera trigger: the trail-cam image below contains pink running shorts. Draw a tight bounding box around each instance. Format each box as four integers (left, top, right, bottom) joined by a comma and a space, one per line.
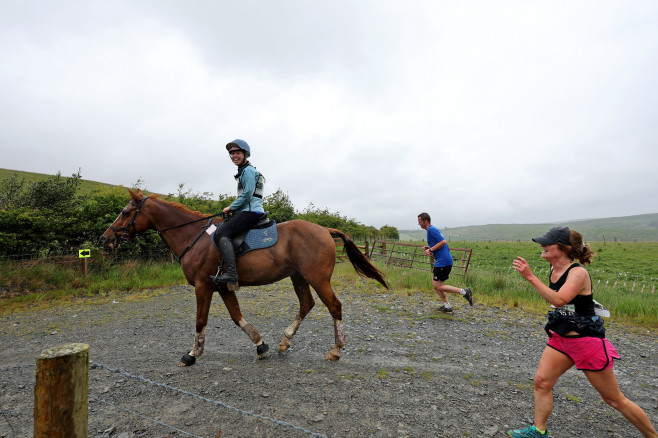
547, 332, 620, 371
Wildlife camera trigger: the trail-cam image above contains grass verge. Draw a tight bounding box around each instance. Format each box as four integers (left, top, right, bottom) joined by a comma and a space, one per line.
0, 258, 185, 314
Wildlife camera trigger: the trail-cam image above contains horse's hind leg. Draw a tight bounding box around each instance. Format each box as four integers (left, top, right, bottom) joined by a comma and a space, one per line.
218, 289, 269, 359
279, 273, 316, 352
311, 280, 344, 361
327, 318, 345, 361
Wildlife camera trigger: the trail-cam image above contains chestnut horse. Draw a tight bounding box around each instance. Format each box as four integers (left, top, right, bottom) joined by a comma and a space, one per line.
100, 189, 388, 366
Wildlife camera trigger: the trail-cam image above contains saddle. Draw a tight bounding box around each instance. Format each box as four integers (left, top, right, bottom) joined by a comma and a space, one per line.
210, 213, 278, 257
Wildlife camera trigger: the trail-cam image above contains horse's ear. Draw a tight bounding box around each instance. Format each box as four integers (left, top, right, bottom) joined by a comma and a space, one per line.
128, 188, 143, 200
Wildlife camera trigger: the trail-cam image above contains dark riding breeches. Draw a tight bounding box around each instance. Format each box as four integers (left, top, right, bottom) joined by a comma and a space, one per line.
213, 211, 263, 245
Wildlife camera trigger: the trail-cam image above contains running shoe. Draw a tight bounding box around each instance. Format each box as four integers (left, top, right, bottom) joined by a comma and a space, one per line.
437, 304, 453, 313
463, 287, 473, 306
508, 425, 549, 437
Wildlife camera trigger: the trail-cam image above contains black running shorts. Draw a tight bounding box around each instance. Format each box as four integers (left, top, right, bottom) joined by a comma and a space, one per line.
432, 265, 453, 282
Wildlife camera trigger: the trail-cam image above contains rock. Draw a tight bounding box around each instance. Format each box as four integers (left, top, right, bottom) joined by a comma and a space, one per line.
483, 425, 498, 436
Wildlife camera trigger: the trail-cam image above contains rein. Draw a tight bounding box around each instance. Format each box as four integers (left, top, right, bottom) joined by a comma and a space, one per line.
160, 216, 220, 263
115, 197, 223, 262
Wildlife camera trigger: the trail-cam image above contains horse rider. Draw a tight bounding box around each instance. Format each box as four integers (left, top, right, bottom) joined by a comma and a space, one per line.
210, 139, 265, 287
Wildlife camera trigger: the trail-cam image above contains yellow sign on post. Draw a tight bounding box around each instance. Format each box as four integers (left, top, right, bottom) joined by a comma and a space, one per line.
78, 249, 91, 258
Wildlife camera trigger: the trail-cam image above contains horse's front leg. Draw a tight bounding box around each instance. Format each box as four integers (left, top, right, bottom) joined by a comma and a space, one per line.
218, 290, 269, 359
179, 285, 213, 367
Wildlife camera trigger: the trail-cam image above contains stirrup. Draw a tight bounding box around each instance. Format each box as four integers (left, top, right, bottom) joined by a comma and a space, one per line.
210, 273, 237, 283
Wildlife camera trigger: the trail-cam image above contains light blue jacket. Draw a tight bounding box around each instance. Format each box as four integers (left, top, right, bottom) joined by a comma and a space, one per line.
230, 163, 265, 213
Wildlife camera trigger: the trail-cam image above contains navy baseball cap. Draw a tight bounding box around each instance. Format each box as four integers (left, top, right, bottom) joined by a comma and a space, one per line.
532, 227, 571, 245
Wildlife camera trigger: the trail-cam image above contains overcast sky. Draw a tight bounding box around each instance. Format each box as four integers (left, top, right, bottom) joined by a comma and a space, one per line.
1, 1, 657, 230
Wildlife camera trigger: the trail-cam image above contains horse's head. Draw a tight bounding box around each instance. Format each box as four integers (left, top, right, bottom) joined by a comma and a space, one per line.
99, 189, 152, 249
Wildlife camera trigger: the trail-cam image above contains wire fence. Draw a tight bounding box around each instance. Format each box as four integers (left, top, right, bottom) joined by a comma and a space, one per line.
0, 245, 173, 264
469, 260, 657, 294
0, 362, 327, 438
1, 246, 655, 295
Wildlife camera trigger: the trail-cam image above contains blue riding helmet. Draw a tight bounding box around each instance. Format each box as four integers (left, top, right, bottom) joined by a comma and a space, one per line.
226, 139, 251, 158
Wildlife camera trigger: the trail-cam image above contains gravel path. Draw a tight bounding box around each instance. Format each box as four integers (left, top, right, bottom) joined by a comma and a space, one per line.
1, 280, 656, 437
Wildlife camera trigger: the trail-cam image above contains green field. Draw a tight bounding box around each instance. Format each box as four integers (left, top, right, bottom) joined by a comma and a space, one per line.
368, 239, 657, 283
455, 240, 658, 282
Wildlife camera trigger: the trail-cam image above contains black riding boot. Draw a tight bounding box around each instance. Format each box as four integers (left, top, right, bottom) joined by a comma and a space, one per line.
210, 237, 238, 287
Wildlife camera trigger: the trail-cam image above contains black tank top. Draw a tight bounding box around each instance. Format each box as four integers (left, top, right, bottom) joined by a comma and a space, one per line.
549, 263, 595, 316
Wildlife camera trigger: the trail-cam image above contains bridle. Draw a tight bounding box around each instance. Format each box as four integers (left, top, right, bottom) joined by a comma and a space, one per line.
109, 196, 149, 242
108, 196, 223, 262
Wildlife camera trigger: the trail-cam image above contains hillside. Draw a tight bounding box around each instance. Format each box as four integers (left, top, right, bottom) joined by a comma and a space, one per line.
399, 213, 658, 242
0, 168, 116, 196
3, 169, 657, 242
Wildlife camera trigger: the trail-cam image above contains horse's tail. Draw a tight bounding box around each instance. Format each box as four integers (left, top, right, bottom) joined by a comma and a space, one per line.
328, 229, 389, 289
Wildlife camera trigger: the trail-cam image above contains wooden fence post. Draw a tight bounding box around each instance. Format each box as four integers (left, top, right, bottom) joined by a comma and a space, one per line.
80, 258, 88, 278
34, 343, 89, 438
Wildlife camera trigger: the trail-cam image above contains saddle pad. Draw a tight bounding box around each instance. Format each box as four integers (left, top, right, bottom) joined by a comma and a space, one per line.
243, 221, 278, 253
210, 221, 278, 257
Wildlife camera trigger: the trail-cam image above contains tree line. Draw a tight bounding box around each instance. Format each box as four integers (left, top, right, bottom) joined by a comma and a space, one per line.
0, 171, 399, 258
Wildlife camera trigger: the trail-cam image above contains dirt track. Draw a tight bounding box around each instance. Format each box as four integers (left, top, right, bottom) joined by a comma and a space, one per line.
1, 280, 656, 437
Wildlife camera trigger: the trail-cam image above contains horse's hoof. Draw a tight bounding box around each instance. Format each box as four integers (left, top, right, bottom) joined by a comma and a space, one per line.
278, 337, 291, 352
257, 342, 269, 359
178, 353, 196, 367
325, 349, 341, 361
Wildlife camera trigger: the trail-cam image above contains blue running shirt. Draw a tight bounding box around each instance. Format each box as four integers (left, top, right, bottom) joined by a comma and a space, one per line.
427, 225, 453, 267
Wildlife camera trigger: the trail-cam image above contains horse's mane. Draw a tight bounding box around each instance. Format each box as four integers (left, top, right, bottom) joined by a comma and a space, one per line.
148, 194, 207, 217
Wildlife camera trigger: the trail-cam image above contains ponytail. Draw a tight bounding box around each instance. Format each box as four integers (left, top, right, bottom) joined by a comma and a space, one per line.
557, 229, 595, 265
